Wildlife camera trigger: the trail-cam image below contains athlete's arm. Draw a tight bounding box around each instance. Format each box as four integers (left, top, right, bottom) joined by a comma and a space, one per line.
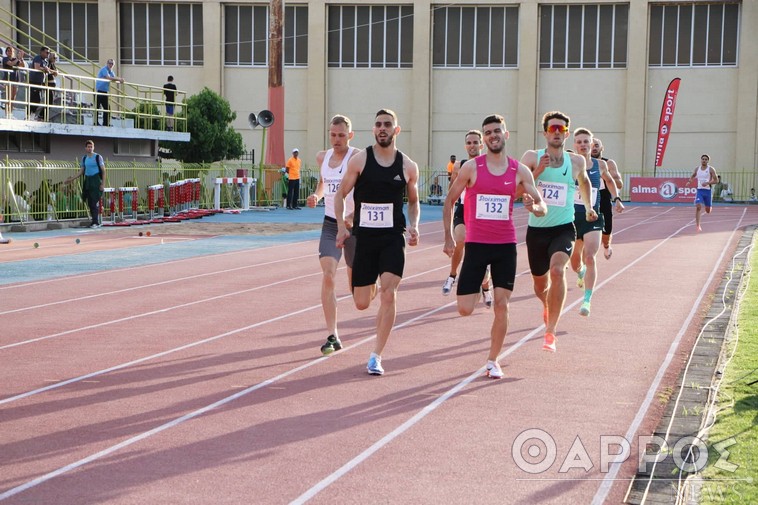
572, 153, 597, 222
607, 158, 623, 189
600, 159, 624, 213
404, 156, 421, 247
334, 150, 365, 247
307, 151, 327, 208
709, 167, 719, 186
685, 168, 698, 186
443, 160, 474, 257
516, 163, 547, 218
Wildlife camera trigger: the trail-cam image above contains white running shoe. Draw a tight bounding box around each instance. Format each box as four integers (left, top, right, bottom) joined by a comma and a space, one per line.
442, 276, 455, 296
482, 288, 493, 309
486, 361, 503, 379
367, 353, 384, 375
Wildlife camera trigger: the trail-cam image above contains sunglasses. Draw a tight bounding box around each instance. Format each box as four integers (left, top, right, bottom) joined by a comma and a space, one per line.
545, 124, 569, 134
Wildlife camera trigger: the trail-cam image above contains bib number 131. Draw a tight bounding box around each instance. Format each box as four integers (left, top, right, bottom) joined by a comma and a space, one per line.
360, 202, 393, 228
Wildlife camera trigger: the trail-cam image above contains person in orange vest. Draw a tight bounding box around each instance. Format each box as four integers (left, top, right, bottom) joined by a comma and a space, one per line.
285, 148, 302, 209
446, 154, 456, 180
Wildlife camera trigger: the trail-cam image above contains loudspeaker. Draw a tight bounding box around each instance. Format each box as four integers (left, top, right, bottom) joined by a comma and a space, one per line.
248, 112, 258, 128
257, 109, 274, 128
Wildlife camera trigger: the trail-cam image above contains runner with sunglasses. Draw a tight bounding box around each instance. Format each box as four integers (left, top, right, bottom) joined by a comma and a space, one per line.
520, 111, 596, 352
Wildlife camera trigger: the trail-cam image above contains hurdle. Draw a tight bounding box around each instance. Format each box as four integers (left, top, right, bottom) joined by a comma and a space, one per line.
100, 187, 117, 226
213, 177, 256, 210
147, 184, 165, 222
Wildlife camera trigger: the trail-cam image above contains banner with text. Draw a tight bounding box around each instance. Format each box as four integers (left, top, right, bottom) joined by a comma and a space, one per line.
630, 177, 696, 203
654, 77, 682, 169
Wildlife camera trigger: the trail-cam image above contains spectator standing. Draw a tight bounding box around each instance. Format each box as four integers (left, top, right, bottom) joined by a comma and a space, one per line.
46, 51, 59, 110
712, 175, 723, 202
446, 154, 456, 180
29, 46, 50, 120
163, 75, 177, 131
65, 140, 106, 228
2, 46, 26, 118
96, 58, 124, 126
750, 188, 757, 202
285, 148, 302, 209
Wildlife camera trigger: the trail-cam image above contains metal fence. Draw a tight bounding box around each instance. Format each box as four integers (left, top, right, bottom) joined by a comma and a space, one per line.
2, 160, 757, 225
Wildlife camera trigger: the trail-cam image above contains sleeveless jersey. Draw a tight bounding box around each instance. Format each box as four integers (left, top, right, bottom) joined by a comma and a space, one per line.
353, 146, 407, 236
528, 149, 576, 228
574, 157, 601, 213
321, 147, 355, 219
696, 166, 712, 190
464, 155, 518, 244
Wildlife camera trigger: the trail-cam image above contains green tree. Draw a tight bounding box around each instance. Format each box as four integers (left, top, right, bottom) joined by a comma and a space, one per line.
161, 88, 244, 163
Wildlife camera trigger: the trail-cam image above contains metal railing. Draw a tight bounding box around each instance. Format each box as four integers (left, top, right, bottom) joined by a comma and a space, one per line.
2, 68, 185, 132
3, 163, 757, 225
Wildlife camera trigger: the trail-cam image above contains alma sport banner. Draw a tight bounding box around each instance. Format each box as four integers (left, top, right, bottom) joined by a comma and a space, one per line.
654, 77, 682, 170
629, 177, 697, 203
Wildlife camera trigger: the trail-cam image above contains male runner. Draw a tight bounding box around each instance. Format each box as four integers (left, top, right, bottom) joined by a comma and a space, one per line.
571, 128, 624, 317
441, 129, 492, 308
306, 115, 361, 355
521, 111, 596, 352
685, 154, 718, 232
334, 109, 420, 376
591, 137, 623, 259
444, 114, 546, 378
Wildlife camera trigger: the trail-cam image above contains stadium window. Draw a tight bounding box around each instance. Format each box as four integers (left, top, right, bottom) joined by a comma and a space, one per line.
432, 6, 519, 68
327, 5, 414, 68
119, 2, 204, 65
649, 2, 739, 67
15, 1, 99, 62
224, 4, 308, 67
539, 4, 629, 69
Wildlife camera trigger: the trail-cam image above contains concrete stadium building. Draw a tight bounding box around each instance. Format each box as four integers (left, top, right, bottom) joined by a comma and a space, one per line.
3, 0, 757, 181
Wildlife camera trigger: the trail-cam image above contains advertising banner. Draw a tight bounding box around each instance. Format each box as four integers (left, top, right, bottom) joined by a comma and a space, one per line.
654, 78, 682, 171
629, 177, 696, 203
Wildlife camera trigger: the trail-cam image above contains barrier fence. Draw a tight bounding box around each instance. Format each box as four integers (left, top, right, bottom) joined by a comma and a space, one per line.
2, 160, 757, 225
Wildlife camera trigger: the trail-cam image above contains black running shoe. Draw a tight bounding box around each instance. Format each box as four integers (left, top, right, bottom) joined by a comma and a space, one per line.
320, 335, 342, 355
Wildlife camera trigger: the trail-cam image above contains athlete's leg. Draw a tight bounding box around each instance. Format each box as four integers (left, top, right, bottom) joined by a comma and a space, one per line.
451, 223, 466, 275
372, 271, 401, 356
581, 230, 602, 292
695, 203, 703, 230
319, 256, 340, 335
571, 238, 585, 274
546, 251, 571, 335
488, 287, 512, 361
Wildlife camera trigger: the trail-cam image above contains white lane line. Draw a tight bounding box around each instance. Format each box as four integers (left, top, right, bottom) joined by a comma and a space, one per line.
0, 302, 456, 501
590, 208, 749, 505
0, 253, 314, 316
0, 258, 450, 404
290, 210, 698, 504
0, 208, 674, 500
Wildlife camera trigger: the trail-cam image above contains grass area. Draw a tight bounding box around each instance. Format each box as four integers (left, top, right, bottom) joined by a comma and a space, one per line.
699, 237, 758, 504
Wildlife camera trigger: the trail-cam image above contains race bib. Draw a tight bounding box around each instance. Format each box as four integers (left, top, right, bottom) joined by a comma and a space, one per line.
538, 180, 568, 207
360, 202, 393, 228
323, 177, 342, 195
573, 186, 598, 206
475, 194, 510, 221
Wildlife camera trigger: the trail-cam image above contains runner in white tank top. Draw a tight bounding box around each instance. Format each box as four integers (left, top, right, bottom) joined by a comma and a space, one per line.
306, 115, 361, 355
685, 154, 718, 232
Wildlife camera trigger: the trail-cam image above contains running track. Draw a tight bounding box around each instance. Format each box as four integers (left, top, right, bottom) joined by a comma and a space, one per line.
1, 204, 756, 504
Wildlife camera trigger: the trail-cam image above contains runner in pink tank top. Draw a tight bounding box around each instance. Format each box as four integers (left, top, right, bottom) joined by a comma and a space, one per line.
443, 114, 547, 379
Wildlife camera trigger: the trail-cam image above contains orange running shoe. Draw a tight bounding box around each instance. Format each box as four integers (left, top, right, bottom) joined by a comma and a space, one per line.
542, 332, 556, 352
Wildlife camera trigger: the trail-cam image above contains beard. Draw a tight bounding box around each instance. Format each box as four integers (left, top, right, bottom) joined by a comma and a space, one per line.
375, 133, 394, 148
487, 142, 504, 154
